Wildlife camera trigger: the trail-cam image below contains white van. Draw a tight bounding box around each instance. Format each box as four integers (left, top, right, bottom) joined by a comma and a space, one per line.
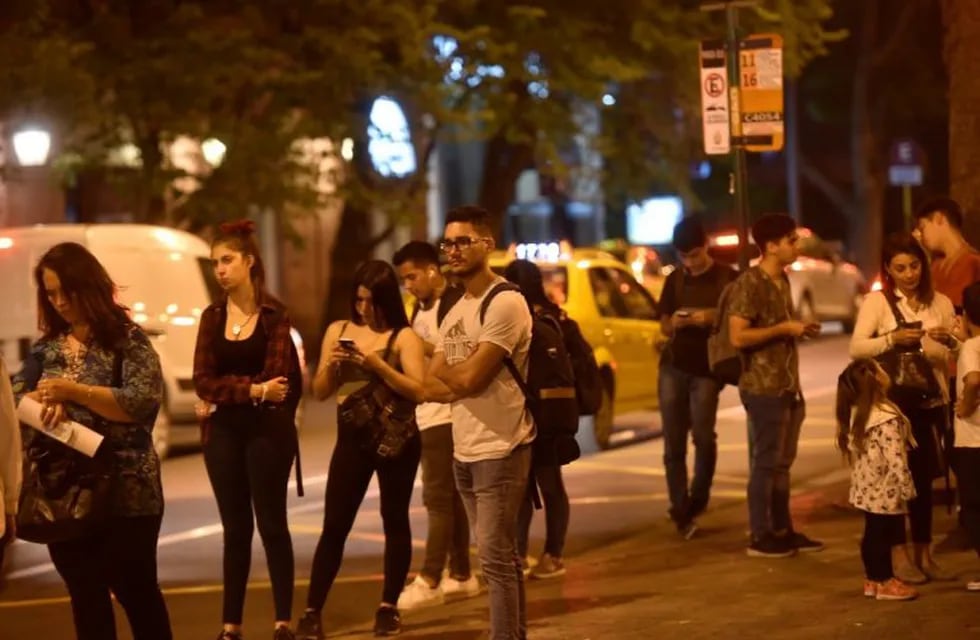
0, 224, 217, 458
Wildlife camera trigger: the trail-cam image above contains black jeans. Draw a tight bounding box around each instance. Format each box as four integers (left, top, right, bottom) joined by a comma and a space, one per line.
954, 447, 980, 555
307, 424, 421, 609
517, 459, 570, 559
48, 513, 172, 640
204, 415, 297, 623
419, 423, 471, 583
862, 512, 905, 582
895, 405, 943, 545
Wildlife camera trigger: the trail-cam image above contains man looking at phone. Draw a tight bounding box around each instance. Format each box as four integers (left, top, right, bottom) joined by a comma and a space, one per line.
728, 213, 825, 558
658, 217, 737, 538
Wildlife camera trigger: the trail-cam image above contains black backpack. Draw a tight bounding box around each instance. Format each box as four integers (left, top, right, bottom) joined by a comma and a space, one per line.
479, 283, 580, 438
555, 311, 602, 415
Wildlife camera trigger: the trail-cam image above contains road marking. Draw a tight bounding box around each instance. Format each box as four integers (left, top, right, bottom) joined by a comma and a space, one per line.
5, 477, 421, 582
0, 573, 388, 610
714, 385, 837, 420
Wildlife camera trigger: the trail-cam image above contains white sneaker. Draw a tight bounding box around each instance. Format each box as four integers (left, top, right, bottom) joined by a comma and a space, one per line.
397, 575, 445, 611
441, 574, 480, 599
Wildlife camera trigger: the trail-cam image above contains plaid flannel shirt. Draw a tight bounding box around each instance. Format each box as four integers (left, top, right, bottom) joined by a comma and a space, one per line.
193, 298, 296, 405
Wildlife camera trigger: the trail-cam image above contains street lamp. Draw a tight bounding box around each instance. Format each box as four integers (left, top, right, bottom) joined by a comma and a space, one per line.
201, 137, 226, 168
12, 128, 52, 166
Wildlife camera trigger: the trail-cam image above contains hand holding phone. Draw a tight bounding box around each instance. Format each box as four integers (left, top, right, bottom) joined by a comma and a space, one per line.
338, 338, 356, 351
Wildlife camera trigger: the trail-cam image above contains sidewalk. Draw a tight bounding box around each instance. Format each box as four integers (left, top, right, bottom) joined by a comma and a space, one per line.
329, 480, 980, 639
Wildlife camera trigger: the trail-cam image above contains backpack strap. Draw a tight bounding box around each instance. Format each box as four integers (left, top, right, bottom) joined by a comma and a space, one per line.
478, 282, 530, 399
437, 284, 465, 327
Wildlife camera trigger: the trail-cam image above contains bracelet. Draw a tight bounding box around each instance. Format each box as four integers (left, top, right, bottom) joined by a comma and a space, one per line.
260, 383, 268, 404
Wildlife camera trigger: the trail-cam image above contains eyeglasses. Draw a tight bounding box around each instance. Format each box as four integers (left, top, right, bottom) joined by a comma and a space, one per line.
439, 236, 485, 253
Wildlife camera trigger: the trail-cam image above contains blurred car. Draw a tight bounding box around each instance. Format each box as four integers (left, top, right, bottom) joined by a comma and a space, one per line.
594, 239, 671, 302
707, 227, 867, 331
491, 243, 664, 449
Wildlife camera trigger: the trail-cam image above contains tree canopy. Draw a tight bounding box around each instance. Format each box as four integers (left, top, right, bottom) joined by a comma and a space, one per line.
0, 0, 839, 236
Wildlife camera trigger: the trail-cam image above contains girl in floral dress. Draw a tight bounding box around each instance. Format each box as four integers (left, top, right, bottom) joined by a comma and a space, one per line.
836, 359, 919, 601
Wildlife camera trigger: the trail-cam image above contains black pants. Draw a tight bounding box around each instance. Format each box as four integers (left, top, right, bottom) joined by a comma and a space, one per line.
48, 513, 172, 640
862, 511, 905, 582
204, 416, 297, 623
307, 425, 421, 610
895, 405, 943, 545
517, 462, 570, 560
954, 447, 980, 555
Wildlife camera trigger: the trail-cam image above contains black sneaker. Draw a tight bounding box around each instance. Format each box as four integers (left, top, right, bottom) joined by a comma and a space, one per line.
746, 534, 797, 558
273, 627, 296, 640
784, 530, 825, 553
295, 610, 324, 640
373, 606, 402, 637
677, 519, 699, 540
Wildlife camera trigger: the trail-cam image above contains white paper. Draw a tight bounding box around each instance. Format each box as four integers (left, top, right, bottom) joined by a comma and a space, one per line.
16, 396, 105, 458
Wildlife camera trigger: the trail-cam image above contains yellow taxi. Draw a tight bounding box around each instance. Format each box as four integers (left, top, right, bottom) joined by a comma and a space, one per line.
489, 242, 664, 449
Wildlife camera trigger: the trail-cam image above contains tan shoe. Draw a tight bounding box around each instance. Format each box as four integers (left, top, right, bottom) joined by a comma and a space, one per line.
875, 578, 918, 601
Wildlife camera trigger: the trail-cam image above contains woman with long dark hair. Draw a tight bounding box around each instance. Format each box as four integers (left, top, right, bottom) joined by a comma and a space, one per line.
850, 231, 959, 584
296, 260, 424, 639
11, 242, 172, 640
503, 259, 577, 579
193, 220, 303, 640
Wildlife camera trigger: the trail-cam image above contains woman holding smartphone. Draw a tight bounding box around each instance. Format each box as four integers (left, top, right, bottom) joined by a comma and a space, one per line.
296, 260, 424, 639
850, 232, 959, 584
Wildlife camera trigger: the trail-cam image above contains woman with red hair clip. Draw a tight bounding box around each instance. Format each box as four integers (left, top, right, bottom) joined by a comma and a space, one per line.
193, 220, 304, 640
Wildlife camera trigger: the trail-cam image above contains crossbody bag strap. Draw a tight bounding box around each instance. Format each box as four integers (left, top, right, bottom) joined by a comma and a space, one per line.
882, 291, 908, 329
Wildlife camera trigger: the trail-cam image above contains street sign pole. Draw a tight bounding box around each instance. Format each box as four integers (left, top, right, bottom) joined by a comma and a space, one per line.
726, 4, 750, 271
702, 0, 757, 271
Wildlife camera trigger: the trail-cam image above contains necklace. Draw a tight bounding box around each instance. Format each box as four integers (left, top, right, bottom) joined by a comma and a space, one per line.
231, 313, 256, 338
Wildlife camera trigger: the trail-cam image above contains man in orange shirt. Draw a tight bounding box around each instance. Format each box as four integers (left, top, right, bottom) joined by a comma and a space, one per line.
914, 196, 980, 544
914, 197, 980, 314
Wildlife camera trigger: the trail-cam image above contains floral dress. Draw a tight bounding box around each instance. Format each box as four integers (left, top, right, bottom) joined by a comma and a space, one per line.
848, 404, 917, 514
11, 326, 165, 518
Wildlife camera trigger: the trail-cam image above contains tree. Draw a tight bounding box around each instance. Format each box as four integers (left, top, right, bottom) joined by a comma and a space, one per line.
941, 0, 980, 247
798, 0, 945, 277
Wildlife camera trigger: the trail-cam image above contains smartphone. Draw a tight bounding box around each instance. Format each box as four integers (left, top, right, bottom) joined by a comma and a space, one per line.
338, 338, 356, 351
904, 321, 924, 330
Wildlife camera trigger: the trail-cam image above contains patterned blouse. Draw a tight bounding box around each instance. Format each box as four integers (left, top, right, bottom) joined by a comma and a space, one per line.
11, 326, 165, 517
848, 404, 917, 515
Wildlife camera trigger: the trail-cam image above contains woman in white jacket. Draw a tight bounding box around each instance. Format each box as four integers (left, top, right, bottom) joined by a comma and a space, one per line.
0, 355, 23, 571
850, 232, 958, 584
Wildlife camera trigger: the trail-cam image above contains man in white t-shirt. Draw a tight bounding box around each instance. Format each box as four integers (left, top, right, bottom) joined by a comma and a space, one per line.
393, 241, 478, 610
425, 206, 534, 640
953, 282, 980, 591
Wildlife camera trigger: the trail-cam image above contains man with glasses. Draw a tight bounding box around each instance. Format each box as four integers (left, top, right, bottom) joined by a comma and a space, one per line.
727, 213, 824, 558
658, 217, 736, 539
424, 206, 534, 640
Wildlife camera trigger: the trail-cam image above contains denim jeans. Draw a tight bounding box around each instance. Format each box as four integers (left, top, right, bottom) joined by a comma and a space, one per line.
420, 423, 471, 583
658, 363, 722, 523
740, 390, 805, 541
454, 445, 532, 640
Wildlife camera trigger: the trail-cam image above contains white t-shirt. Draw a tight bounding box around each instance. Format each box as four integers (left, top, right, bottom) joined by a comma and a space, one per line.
955, 336, 980, 448
412, 303, 453, 430
436, 278, 535, 462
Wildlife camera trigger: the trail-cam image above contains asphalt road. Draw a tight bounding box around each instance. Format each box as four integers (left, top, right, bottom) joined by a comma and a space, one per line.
0, 332, 854, 639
